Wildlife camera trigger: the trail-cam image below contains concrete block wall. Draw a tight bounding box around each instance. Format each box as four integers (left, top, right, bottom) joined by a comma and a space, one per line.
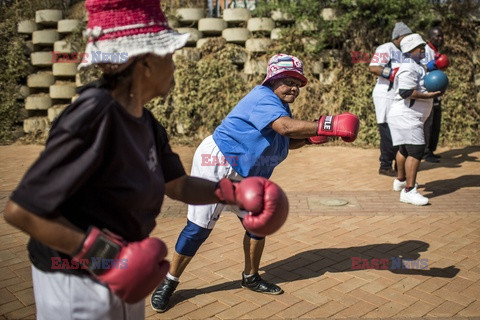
172, 7, 339, 77
18, 9, 81, 134
17, 6, 340, 135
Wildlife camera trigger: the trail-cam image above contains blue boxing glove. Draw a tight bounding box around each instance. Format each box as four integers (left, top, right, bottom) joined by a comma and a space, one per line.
426, 60, 437, 72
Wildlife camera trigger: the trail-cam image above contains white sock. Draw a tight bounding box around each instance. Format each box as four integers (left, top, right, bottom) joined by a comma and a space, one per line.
244, 273, 255, 278
166, 272, 179, 282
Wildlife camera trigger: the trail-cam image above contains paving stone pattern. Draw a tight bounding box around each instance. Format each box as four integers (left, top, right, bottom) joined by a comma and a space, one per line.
0, 144, 479, 319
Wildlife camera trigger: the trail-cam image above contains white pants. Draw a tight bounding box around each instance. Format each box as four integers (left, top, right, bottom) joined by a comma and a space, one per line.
187, 135, 246, 229
32, 265, 145, 320
373, 95, 394, 124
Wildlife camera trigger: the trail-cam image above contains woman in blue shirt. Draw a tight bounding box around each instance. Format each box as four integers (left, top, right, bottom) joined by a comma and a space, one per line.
152, 54, 360, 312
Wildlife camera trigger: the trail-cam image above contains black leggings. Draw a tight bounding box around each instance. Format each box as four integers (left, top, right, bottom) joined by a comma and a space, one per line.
399, 144, 425, 161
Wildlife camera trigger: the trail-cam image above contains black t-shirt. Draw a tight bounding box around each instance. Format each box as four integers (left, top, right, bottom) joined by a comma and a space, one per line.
11, 86, 186, 273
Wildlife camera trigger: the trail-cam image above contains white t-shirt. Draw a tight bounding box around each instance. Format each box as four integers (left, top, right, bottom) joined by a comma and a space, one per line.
369, 42, 403, 123
387, 58, 433, 145
369, 42, 403, 99
421, 43, 436, 65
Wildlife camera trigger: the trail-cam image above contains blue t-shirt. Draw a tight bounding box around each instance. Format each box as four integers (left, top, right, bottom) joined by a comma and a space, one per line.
212, 85, 291, 178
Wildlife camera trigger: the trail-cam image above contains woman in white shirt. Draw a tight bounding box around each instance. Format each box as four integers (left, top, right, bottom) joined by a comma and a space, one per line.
388, 34, 443, 206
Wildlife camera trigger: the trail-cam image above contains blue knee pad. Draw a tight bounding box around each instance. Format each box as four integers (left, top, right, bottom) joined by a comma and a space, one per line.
175, 220, 212, 256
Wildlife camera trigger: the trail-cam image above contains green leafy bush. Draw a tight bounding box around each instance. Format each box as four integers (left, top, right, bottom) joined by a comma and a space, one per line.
2, 0, 478, 147
251, 0, 479, 146
147, 38, 250, 144
157, 0, 479, 146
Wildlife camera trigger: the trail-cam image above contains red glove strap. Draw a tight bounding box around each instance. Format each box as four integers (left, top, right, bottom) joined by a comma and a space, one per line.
308, 135, 329, 144
215, 178, 237, 204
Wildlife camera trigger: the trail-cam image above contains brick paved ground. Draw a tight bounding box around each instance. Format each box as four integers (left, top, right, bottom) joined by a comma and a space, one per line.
0, 143, 479, 319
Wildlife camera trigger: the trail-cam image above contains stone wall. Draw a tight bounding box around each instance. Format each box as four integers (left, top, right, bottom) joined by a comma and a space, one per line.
17, 9, 81, 134
16, 6, 341, 134
171, 7, 337, 75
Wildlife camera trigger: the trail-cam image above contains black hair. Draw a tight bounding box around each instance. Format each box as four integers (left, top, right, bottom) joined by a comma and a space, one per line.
428, 26, 443, 39
263, 80, 274, 88
98, 57, 139, 90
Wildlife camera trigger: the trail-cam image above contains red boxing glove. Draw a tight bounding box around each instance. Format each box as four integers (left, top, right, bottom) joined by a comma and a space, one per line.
307, 135, 329, 144
389, 67, 399, 83
316, 112, 360, 142
215, 177, 289, 237
435, 53, 449, 70
72, 227, 170, 303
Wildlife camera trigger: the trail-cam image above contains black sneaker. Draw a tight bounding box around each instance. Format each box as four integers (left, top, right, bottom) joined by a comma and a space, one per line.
379, 167, 396, 177
151, 278, 179, 313
241, 272, 283, 295
424, 155, 440, 163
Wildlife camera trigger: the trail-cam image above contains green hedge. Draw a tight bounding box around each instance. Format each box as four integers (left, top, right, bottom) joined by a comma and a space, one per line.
150, 0, 479, 146
2, 0, 478, 146
147, 39, 250, 144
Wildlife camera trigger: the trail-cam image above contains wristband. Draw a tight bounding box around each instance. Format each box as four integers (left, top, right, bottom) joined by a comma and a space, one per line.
381, 67, 392, 79
73, 226, 122, 275
317, 115, 334, 135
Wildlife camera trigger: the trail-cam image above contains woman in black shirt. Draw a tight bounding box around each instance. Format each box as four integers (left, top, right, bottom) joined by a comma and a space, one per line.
3, 0, 288, 319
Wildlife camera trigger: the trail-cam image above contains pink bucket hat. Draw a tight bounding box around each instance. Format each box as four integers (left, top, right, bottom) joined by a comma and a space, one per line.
78, 0, 189, 69
262, 54, 308, 87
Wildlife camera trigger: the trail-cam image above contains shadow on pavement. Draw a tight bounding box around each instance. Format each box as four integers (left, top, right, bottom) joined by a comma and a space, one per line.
261, 240, 459, 280
420, 146, 480, 171
167, 240, 459, 308
171, 281, 240, 307
423, 174, 480, 198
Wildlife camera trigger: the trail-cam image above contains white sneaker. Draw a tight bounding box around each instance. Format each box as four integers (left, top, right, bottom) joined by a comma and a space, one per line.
393, 179, 419, 191
400, 187, 429, 206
